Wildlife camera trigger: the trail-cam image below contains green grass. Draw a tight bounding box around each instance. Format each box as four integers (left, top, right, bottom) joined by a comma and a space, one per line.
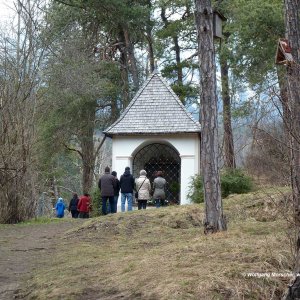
16, 216, 71, 226
0, 217, 60, 228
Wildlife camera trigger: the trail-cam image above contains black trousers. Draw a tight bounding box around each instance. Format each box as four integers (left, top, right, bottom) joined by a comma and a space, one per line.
70, 210, 79, 218
137, 200, 147, 210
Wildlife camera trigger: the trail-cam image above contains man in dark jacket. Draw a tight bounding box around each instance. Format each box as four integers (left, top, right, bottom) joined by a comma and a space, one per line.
119, 166, 135, 212
98, 166, 116, 215
111, 171, 120, 213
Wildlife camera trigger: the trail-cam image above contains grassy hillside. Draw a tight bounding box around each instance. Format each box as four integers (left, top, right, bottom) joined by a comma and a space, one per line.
20, 187, 294, 299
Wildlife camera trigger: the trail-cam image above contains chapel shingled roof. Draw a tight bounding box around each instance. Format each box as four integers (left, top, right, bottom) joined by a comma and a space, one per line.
103, 71, 201, 136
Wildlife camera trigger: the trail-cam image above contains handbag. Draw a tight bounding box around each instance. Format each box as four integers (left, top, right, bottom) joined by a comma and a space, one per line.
135, 178, 146, 199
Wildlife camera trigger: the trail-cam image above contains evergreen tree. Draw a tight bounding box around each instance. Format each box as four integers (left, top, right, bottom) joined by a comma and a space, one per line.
40, 3, 122, 193
155, 0, 199, 104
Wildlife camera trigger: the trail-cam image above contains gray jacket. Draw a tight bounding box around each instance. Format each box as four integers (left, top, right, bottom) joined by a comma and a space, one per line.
153, 176, 167, 200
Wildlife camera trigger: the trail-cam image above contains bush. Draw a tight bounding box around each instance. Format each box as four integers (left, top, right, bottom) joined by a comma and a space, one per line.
187, 175, 204, 204
188, 169, 253, 203
90, 186, 102, 217
221, 169, 253, 198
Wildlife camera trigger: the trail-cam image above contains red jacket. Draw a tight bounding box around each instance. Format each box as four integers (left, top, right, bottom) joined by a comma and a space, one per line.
77, 195, 91, 213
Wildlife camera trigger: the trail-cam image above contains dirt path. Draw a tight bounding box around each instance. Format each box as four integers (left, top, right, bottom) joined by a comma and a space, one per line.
0, 220, 77, 299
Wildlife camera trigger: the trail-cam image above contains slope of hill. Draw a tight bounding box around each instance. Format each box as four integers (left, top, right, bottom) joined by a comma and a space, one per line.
14, 187, 293, 299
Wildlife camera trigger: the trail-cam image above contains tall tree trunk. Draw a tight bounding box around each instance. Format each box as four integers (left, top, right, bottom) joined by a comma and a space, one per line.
283, 0, 300, 298
146, 29, 155, 74
81, 141, 94, 194
161, 7, 183, 87
80, 104, 96, 194
118, 31, 130, 108
146, 0, 155, 74
123, 26, 139, 91
285, 0, 300, 222
220, 45, 236, 169
173, 35, 183, 85
194, 0, 226, 233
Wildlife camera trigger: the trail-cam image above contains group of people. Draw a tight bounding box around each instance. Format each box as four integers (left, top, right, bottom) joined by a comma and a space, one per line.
99, 166, 167, 215
54, 166, 167, 218
54, 193, 91, 219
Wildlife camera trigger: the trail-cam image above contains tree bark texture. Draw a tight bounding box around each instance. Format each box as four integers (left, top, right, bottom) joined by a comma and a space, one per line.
285, 0, 300, 214
283, 0, 300, 298
220, 50, 236, 169
79, 102, 97, 194
194, 0, 226, 233
123, 26, 139, 91
118, 32, 130, 108
147, 32, 155, 74
146, 0, 155, 74
173, 35, 183, 84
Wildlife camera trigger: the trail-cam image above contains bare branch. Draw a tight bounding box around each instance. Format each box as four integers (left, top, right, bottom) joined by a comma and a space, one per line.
63, 143, 83, 159
53, 0, 85, 10
57, 185, 75, 193
94, 135, 107, 160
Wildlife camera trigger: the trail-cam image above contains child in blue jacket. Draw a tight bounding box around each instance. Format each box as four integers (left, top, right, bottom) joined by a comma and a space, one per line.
55, 197, 65, 218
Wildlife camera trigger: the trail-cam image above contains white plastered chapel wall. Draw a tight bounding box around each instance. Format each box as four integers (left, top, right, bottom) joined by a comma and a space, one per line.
111, 134, 200, 210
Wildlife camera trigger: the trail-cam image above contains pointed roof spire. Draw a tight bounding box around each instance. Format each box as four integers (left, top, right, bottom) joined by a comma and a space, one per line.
104, 72, 201, 136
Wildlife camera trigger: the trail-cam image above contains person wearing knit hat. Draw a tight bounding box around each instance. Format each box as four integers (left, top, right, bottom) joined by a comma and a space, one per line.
135, 170, 151, 210
119, 166, 135, 212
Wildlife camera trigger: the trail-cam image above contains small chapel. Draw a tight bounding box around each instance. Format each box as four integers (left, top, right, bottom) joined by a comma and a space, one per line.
103, 71, 201, 205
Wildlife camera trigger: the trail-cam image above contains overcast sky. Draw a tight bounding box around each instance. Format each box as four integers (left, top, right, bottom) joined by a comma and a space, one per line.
0, 0, 16, 26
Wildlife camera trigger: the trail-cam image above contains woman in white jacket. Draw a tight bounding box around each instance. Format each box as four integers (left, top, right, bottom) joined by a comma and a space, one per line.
135, 170, 151, 210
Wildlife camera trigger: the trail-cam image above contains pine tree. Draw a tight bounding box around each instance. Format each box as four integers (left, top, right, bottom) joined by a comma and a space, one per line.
194, 0, 226, 233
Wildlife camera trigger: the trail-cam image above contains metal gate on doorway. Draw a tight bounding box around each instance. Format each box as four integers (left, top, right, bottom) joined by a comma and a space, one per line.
132, 143, 181, 204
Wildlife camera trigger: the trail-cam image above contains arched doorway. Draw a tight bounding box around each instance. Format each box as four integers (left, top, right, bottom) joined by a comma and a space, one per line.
132, 143, 181, 204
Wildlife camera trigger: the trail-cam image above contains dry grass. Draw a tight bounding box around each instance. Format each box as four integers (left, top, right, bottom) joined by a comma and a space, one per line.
21, 187, 294, 299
